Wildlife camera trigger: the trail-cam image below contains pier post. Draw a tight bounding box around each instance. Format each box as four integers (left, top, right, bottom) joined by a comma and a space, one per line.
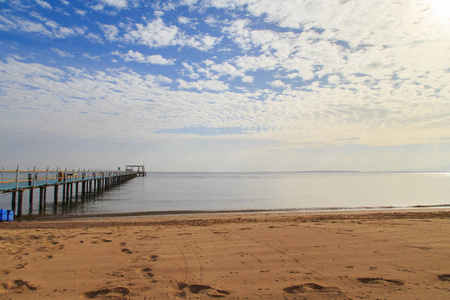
28, 190, 34, 214
39, 187, 45, 214
81, 181, 85, 200
44, 187, 47, 210
29, 186, 34, 208
54, 185, 58, 208
75, 182, 79, 202
17, 190, 23, 217
11, 191, 16, 212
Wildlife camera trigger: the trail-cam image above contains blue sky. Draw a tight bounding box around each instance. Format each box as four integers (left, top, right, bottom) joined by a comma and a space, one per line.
0, 0, 449, 171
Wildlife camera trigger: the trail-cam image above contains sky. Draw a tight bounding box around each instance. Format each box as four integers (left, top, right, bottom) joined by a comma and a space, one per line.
0, 0, 449, 172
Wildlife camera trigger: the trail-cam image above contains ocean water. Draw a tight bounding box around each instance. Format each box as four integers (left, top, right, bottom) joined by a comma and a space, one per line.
1, 172, 449, 218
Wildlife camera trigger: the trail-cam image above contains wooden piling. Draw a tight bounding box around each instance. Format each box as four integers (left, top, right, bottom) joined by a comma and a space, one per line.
54, 185, 58, 209
18, 190, 24, 217
62, 184, 66, 202
75, 182, 79, 202
29, 187, 34, 208
39, 187, 45, 214
44, 187, 47, 210
11, 191, 16, 212
81, 181, 85, 200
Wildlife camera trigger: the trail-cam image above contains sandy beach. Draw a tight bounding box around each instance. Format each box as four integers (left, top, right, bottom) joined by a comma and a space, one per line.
1, 210, 449, 299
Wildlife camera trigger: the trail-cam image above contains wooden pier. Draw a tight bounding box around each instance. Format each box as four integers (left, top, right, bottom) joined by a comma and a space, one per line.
0, 166, 140, 218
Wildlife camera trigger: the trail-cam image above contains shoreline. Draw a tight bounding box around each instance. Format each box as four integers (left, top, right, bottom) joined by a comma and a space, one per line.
3, 208, 450, 229
12, 203, 450, 223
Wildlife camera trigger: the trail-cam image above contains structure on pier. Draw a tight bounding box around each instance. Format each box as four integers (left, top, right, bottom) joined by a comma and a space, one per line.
125, 165, 146, 176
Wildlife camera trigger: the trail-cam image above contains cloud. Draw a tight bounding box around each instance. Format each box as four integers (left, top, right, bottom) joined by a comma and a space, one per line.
0, 56, 449, 152
91, 0, 129, 11
242, 75, 253, 83
100, 0, 128, 9
269, 80, 286, 88
83, 53, 101, 61
85, 32, 104, 43
51, 48, 74, 58
123, 18, 219, 50
36, 0, 51, 9
0, 0, 449, 165
113, 50, 175, 65
75, 9, 87, 16
177, 79, 229, 91
124, 18, 179, 47
99, 24, 119, 41
0, 15, 85, 39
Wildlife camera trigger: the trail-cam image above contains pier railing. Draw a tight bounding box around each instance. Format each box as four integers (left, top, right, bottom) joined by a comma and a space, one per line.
0, 165, 139, 218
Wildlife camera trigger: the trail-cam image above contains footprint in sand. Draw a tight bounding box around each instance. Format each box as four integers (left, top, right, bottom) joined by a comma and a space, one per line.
121, 248, 133, 254
438, 274, 450, 281
150, 255, 158, 261
2, 280, 37, 292
83, 287, 129, 299
170, 282, 230, 299
0, 270, 11, 275
142, 267, 154, 279
284, 283, 348, 299
189, 285, 230, 297
357, 277, 404, 286
15, 263, 27, 270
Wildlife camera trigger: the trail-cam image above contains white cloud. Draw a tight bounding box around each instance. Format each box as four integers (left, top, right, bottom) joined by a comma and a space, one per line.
86, 32, 104, 43
269, 80, 285, 88
123, 18, 219, 50
180, 0, 198, 6
36, 0, 51, 9
0, 15, 86, 39
327, 75, 341, 85
177, 79, 229, 91
178, 16, 191, 25
181, 62, 200, 79
98, 0, 128, 9
51, 48, 74, 58
124, 18, 180, 47
83, 53, 101, 61
75, 9, 86, 16
0, 57, 449, 151
99, 24, 119, 41
114, 50, 175, 65
154, 10, 164, 17
242, 75, 253, 83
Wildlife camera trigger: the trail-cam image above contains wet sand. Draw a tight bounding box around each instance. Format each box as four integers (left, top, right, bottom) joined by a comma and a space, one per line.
1, 210, 449, 299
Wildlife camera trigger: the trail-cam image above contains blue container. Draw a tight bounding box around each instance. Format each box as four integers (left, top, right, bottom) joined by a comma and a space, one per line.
7, 210, 14, 222
0, 209, 7, 222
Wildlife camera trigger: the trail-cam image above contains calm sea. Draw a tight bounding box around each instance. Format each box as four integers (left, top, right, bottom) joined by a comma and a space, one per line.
1, 172, 449, 218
